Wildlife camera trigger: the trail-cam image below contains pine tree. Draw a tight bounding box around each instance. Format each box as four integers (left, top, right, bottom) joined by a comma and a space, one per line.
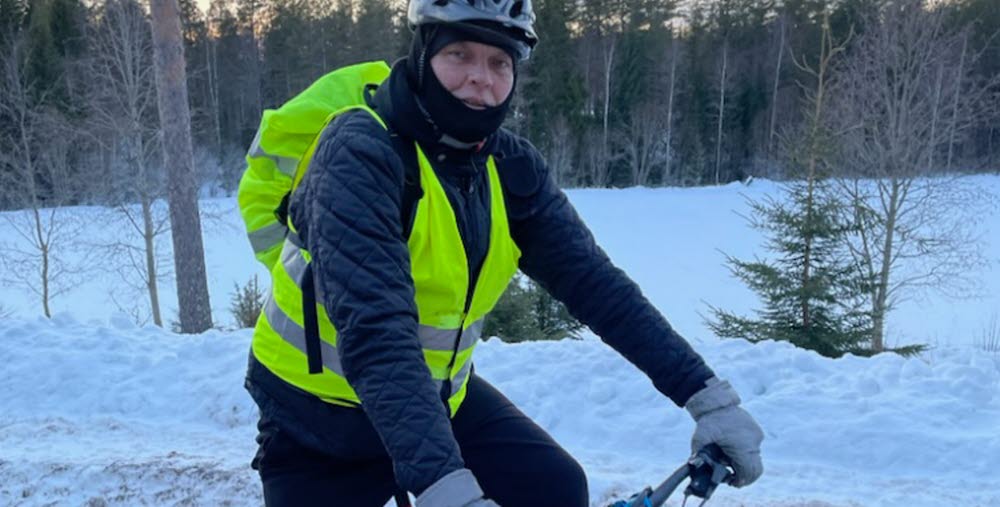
262, 0, 315, 102
150, 0, 214, 333
707, 14, 876, 358
230, 274, 264, 328
355, 0, 399, 65
678, 7, 710, 185
706, 184, 873, 358
484, 274, 583, 343
521, 0, 585, 143
0, 0, 27, 38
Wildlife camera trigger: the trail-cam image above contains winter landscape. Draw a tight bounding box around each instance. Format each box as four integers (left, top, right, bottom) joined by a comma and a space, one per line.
3, 0, 999, 504
2, 178, 999, 506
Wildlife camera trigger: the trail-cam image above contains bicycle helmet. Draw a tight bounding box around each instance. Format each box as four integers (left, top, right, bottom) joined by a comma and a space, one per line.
408, 0, 538, 60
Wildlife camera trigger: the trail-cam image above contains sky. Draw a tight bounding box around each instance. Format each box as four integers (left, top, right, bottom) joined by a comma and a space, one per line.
2, 177, 999, 505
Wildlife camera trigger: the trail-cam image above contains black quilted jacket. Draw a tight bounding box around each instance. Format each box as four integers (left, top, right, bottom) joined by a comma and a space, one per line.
246, 60, 715, 496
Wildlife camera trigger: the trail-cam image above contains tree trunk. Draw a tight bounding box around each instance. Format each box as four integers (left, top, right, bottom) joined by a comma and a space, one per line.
206, 36, 222, 159
992, 125, 998, 174
715, 39, 728, 186
18, 106, 52, 318
246, 0, 263, 128
800, 21, 835, 333
945, 32, 968, 172
133, 122, 163, 327
802, 180, 814, 331
149, 0, 213, 333
769, 17, 785, 156
872, 179, 902, 352
141, 192, 162, 327
601, 34, 615, 188
870, 303, 885, 354
664, 34, 677, 185
927, 62, 944, 172
35, 207, 51, 318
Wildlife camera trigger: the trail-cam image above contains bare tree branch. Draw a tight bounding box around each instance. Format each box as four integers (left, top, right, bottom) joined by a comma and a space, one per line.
827, 0, 1000, 350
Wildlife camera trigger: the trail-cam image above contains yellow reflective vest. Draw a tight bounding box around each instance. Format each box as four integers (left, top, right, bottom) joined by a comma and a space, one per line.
239, 62, 521, 415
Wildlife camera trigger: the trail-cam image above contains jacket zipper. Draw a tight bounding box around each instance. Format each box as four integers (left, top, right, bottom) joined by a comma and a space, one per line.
439, 155, 482, 406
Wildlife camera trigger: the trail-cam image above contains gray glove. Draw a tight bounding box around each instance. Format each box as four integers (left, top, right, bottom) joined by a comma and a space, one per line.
685, 377, 764, 487
415, 468, 500, 507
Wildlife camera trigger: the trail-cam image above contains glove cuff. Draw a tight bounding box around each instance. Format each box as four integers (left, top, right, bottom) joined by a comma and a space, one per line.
416, 468, 484, 507
685, 377, 742, 419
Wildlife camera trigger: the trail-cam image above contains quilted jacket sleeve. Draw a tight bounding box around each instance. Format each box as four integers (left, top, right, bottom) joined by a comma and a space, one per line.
289, 111, 464, 495
498, 134, 716, 407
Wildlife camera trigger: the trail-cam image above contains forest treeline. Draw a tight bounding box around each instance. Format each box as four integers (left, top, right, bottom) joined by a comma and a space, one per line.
2, 0, 998, 209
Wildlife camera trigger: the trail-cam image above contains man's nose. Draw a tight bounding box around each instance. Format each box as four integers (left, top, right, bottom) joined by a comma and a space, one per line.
467, 59, 493, 88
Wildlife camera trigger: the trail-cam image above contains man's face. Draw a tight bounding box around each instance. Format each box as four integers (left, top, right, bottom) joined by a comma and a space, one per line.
430, 40, 515, 110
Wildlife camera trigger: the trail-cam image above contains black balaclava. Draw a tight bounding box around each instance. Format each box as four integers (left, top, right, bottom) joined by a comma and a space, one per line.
405, 23, 519, 146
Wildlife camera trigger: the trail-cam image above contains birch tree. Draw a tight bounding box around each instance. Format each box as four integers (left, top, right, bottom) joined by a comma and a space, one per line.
544, 116, 577, 188
945, 31, 968, 172
714, 37, 729, 185
601, 33, 616, 187
87, 0, 169, 326
711, 0, 739, 185
204, 2, 223, 157
663, 30, 679, 185
829, 0, 998, 352
582, 126, 612, 188
768, 14, 785, 156
0, 36, 87, 317
621, 100, 664, 186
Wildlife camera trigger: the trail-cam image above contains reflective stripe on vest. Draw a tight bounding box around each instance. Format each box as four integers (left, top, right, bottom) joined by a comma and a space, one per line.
247, 121, 302, 178
251, 118, 521, 416
261, 289, 481, 394
264, 238, 486, 374
248, 221, 288, 255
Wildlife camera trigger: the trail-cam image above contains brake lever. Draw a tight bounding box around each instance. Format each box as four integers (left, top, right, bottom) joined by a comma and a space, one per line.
681, 444, 733, 507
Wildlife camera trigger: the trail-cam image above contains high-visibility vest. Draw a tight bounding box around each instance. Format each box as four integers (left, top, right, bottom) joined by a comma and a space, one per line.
239, 61, 521, 415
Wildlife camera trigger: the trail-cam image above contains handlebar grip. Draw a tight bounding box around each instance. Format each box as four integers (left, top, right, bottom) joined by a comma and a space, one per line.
686, 444, 732, 499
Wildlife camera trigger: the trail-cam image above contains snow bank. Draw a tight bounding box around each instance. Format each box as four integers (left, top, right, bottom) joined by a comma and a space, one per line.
2, 312, 998, 506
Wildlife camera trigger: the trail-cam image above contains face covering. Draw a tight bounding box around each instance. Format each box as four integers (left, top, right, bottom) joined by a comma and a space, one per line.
420, 59, 515, 144
406, 23, 518, 145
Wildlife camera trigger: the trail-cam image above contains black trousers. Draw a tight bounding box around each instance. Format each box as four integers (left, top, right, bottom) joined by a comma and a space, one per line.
249, 372, 589, 507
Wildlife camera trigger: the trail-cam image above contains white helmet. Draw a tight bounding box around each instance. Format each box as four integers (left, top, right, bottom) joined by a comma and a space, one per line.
408, 0, 538, 60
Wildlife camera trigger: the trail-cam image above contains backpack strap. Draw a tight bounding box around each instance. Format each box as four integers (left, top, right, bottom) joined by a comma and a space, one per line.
301, 89, 424, 377
300, 262, 323, 374
274, 121, 422, 240
364, 82, 424, 240
389, 131, 423, 239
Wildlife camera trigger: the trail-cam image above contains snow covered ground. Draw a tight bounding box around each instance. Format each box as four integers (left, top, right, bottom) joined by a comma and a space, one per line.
2, 177, 999, 506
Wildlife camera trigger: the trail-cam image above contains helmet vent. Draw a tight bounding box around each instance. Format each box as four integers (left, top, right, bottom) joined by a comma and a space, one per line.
510, 1, 523, 17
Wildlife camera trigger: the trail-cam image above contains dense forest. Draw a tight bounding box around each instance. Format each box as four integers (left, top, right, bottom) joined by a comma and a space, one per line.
1, 0, 997, 338
2, 0, 997, 209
